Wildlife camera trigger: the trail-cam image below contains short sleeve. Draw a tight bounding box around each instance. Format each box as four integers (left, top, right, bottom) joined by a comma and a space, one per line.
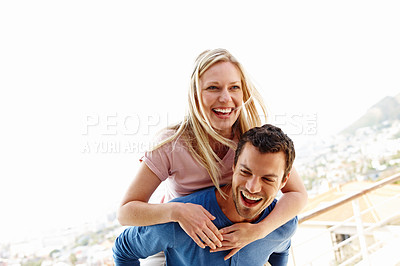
141, 130, 176, 182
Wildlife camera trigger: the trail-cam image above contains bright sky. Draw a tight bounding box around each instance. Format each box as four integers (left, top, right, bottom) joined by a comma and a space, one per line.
1, 1, 399, 243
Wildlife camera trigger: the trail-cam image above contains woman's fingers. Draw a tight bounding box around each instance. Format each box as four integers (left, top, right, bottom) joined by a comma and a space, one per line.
197, 231, 217, 249
202, 208, 216, 220
205, 218, 223, 242
198, 207, 223, 246
177, 203, 224, 249
224, 248, 240, 260
219, 231, 238, 244
209, 241, 236, 252
219, 223, 237, 234
187, 219, 222, 249
201, 223, 222, 248
190, 233, 206, 249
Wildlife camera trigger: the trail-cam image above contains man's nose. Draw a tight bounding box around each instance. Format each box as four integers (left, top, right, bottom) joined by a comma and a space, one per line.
245, 176, 261, 193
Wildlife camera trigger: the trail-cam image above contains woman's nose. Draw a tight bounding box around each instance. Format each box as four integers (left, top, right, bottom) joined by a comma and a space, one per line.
218, 88, 231, 103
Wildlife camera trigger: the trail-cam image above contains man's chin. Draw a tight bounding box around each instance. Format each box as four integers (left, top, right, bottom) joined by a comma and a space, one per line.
237, 208, 262, 222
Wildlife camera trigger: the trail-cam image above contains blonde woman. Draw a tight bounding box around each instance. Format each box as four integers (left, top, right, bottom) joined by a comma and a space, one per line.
118, 48, 307, 261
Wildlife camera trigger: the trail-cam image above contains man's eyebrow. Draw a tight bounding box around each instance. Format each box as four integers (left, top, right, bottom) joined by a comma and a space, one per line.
239, 164, 251, 171
262, 174, 278, 179
240, 164, 278, 179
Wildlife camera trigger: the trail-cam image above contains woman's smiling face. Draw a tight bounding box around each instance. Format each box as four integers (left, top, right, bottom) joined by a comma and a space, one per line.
199, 61, 243, 138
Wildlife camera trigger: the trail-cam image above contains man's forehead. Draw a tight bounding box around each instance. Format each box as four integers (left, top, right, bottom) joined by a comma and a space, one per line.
236, 144, 286, 171
238, 143, 266, 158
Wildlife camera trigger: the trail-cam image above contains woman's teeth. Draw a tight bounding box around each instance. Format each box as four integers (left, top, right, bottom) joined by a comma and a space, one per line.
213, 108, 232, 114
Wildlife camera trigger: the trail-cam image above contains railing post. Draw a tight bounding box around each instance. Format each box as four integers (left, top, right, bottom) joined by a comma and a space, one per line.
352, 198, 370, 265
290, 245, 297, 266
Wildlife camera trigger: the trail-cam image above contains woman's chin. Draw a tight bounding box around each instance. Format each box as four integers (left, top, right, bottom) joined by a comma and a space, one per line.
212, 125, 235, 138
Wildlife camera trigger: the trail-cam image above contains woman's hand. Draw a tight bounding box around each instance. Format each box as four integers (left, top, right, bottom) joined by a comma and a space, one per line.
171, 202, 223, 250
210, 223, 262, 260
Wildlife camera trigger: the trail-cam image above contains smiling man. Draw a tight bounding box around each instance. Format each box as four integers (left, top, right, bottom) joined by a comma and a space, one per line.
113, 124, 298, 266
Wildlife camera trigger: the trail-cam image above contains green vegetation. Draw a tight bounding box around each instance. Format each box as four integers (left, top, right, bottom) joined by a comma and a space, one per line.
22, 258, 43, 266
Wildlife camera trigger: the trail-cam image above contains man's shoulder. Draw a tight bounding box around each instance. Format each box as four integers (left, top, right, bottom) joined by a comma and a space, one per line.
169, 186, 215, 204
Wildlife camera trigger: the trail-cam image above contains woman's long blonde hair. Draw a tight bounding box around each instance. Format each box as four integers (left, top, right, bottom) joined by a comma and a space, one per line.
153, 48, 268, 196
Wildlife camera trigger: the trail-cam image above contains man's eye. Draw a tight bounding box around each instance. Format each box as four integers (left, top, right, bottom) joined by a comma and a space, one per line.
262, 177, 274, 182
240, 170, 251, 176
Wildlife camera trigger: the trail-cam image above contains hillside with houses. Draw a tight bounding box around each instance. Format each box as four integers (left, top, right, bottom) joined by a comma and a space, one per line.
297, 93, 400, 196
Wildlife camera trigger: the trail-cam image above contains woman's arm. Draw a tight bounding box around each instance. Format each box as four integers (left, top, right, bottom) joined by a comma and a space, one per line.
118, 162, 169, 226
118, 162, 223, 249
214, 167, 307, 259
256, 167, 308, 235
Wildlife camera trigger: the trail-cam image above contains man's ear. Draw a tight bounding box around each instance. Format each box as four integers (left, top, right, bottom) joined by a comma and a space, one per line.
281, 172, 290, 189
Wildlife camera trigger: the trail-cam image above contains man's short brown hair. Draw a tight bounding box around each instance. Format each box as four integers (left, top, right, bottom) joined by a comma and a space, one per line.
234, 124, 295, 179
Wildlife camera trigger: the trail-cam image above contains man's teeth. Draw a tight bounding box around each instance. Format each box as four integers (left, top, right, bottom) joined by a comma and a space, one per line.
242, 191, 261, 201
213, 108, 232, 113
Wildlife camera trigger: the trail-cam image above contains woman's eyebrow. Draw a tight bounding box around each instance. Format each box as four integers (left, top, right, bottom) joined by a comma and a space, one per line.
204, 80, 241, 86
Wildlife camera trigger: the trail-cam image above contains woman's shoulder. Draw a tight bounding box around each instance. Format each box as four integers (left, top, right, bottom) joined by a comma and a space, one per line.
154, 128, 176, 140
153, 127, 183, 143
151, 127, 188, 152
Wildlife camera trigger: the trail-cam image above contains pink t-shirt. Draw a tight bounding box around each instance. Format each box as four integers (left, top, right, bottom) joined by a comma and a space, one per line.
142, 130, 234, 202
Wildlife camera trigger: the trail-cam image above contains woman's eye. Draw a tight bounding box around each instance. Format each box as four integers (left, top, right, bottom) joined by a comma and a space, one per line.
207, 86, 218, 90
231, 85, 241, 90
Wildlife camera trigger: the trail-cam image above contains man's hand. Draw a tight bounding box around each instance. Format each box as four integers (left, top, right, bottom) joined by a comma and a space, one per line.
172, 203, 223, 250
210, 223, 261, 260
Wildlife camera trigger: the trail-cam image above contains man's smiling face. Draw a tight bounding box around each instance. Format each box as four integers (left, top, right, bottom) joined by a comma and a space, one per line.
231, 143, 289, 222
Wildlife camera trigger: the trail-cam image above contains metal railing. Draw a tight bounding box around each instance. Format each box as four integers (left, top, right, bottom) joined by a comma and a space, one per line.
291, 173, 400, 266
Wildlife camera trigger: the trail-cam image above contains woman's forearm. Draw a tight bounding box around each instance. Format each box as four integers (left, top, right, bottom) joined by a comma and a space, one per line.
117, 162, 180, 226
118, 199, 223, 249
256, 191, 308, 238
117, 201, 180, 226
257, 167, 308, 238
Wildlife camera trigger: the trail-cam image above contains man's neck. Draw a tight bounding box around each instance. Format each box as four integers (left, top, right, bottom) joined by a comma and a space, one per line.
215, 185, 254, 223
